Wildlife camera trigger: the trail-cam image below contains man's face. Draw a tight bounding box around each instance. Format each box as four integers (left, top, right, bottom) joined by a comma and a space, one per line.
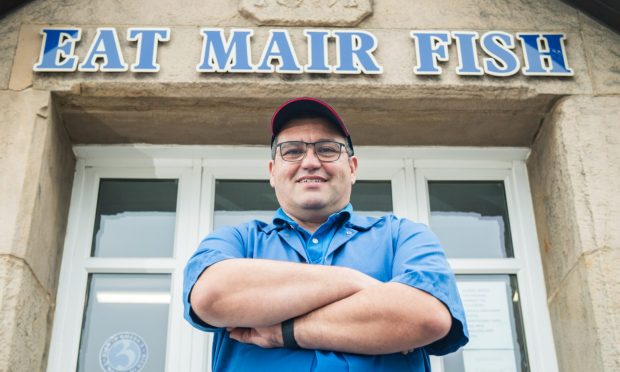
269, 118, 358, 222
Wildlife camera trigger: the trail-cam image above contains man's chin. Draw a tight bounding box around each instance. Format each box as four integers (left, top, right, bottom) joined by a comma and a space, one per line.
299, 201, 327, 211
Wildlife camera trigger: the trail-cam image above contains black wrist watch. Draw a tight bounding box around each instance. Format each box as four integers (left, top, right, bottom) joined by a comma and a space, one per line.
281, 318, 301, 349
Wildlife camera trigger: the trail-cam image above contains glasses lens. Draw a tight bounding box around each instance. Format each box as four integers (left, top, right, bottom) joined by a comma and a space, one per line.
315, 141, 342, 161
280, 142, 306, 161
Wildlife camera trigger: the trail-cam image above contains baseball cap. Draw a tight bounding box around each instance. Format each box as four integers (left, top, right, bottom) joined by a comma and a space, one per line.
270, 97, 354, 154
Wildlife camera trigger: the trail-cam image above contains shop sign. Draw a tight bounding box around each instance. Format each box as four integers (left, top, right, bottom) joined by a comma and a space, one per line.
33, 27, 574, 77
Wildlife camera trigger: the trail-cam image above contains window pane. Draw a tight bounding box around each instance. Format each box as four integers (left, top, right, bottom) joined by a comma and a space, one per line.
443, 275, 529, 372
77, 274, 171, 372
351, 181, 393, 216
213, 180, 393, 228
214, 180, 278, 228
91, 179, 178, 257
428, 181, 514, 258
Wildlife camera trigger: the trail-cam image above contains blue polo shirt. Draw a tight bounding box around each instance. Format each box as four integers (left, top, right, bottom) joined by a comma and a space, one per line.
183, 206, 468, 372
272, 205, 350, 264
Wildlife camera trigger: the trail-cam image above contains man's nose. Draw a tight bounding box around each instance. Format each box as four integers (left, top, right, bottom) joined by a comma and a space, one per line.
301, 145, 322, 168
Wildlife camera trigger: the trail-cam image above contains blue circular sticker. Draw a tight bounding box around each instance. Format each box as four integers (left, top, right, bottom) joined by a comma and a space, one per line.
99, 332, 148, 372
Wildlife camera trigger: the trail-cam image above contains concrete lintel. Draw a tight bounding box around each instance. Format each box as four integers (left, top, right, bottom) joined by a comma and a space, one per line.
54, 83, 559, 147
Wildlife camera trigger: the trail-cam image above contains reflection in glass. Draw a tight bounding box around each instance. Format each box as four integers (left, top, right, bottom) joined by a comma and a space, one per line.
213, 180, 393, 229
428, 181, 514, 258
443, 275, 529, 372
91, 179, 178, 257
77, 274, 170, 372
351, 181, 393, 217
214, 180, 278, 229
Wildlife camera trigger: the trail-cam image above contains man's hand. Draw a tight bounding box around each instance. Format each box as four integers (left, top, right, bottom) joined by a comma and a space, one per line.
229, 323, 417, 355
228, 324, 283, 348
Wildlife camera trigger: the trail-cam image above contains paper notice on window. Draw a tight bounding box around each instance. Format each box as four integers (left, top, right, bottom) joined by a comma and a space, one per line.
457, 280, 514, 349
463, 350, 517, 372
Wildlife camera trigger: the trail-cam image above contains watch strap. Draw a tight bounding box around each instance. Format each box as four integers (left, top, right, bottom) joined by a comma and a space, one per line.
281, 318, 300, 349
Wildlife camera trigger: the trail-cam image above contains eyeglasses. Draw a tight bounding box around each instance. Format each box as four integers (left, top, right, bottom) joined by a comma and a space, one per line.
274, 140, 349, 162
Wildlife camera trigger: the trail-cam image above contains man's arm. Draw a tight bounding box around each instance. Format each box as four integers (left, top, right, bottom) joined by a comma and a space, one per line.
229, 282, 452, 355
190, 258, 381, 328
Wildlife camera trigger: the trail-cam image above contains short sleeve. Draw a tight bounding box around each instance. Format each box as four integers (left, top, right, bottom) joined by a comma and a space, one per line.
183, 225, 247, 332
389, 218, 469, 355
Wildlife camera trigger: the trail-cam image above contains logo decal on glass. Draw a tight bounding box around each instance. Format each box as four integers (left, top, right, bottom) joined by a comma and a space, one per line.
100, 332, 148, 372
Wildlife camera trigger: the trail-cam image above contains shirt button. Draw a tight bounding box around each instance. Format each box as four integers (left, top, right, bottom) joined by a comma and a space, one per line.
311, 238, 319, 244
346, 230, 353, 235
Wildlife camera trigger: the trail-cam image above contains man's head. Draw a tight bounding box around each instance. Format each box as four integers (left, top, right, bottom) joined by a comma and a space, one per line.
268, 98, 358, 225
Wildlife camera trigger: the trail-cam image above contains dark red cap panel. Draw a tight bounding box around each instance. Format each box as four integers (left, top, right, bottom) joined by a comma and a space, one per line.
270, 97, 353, 152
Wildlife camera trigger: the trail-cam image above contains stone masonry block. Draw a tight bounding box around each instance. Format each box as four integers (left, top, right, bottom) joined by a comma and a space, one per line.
528, 96, 620, 293
585, 248, 620, 371
548, 258, 602, 372
547, 248, 620, 372
18, 0, 248, 27
239, 0, 372, 26
0, 90, 49, 257
579, 13, 620, 95
0, 89, 74, 296
0, 255, 51, 372
363, 0, 580, 30
0, 12, 22, 90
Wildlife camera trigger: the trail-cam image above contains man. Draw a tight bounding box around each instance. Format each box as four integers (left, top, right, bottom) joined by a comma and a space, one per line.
183, 97, 468, 371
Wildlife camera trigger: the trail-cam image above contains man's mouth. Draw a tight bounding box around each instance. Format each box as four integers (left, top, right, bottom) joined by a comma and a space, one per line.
297, 177, 326, 183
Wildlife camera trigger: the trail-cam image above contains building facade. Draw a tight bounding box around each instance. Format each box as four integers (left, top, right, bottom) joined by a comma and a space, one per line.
0, 0, 618, 371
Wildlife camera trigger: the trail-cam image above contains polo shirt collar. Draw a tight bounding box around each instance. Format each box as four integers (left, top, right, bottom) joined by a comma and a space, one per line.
273, 203, 352, 226
346, 212, 382, 231
261, 205, 383, 233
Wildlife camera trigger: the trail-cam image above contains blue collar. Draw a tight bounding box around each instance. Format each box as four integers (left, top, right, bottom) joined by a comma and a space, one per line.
262, 204, 379, 233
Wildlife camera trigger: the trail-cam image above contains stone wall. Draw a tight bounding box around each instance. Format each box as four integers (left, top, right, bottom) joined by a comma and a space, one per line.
0, 89, 75, 371
528, 96, 620, 372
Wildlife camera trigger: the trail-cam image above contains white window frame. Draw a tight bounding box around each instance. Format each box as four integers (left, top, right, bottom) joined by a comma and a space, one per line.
48, 145, 557, 372
47, 160, 202, 372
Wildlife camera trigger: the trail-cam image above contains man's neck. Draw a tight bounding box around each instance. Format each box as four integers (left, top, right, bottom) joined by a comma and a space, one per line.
281, 207, 346, 234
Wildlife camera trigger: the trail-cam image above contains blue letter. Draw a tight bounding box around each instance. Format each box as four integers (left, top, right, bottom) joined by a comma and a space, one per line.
480, 31, 520, 76
78, 28, 128, 72
33, 28, 81, 72
304, 29, 331, 73
128, 28, 170, 72
517, 33, 573, 76
452, 31, 483, 75
333, 30, 382, 74
411, 31, 451, 75
256, 30, 302, 73
197, 28, 253, 73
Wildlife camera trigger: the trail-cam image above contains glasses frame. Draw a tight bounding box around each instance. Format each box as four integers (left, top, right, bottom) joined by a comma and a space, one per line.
272, 140, 351, 162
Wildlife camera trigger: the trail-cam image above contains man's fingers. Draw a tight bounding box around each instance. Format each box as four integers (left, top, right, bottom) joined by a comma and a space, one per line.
229, 328, 250, 342
229, 327, 278, 348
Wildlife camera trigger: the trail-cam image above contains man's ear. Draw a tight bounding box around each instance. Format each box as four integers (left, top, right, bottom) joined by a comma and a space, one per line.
268, 159, 275, 188
349, 156, 358, 185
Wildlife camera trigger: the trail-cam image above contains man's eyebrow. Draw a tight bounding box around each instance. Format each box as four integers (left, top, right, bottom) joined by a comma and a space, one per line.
316, 138, 341, 142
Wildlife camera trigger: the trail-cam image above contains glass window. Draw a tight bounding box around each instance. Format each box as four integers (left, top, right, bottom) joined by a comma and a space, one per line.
442, 275, 529, 372
351, 181, 393, 216
91, 179, 178, 257
214, 180, 279, 228
77, 274, 171, 372
49, 152, 554, 372
428, 181, 513, 258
